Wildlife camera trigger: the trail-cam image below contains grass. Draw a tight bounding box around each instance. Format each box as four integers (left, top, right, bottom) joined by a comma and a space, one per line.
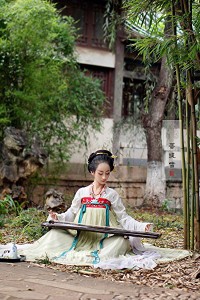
0, 207, 48, 244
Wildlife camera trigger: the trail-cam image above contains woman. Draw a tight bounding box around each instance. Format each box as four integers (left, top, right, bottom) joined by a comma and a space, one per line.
17, 150, 159, 269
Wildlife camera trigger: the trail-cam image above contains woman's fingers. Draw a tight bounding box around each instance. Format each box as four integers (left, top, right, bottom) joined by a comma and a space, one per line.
145, 224, 151, 231
49, 211, 58, 220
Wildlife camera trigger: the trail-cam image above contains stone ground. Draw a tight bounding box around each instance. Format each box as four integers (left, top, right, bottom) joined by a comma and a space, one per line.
0, 262, 199, 300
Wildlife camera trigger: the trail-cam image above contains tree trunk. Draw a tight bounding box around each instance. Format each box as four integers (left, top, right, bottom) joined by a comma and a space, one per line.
144, 121, 166, 207
142, 56, 173, 207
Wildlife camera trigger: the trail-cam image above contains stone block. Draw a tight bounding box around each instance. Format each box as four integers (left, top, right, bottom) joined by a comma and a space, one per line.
124, 198, 137, 208
175, 198, 182, 210
136, 198, 145, 207
127, 185, 144, 199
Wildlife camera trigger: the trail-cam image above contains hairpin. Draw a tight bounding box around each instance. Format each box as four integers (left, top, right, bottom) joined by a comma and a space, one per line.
96, 152, 108, 156
95, 152, 117, 159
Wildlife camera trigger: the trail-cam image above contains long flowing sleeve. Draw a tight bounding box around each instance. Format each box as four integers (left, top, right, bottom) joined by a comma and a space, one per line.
110, 189, 153, 252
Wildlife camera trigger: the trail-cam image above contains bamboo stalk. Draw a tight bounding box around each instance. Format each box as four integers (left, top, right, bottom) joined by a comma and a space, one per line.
185, 0, 200, 250
189, 70, 200, 249
177, 71, 188, 249
180, 0, 200, 250
190, 122, 195, 250
185, 90, 190, 248
184, 0, 191, 249
172, 1, 188, 248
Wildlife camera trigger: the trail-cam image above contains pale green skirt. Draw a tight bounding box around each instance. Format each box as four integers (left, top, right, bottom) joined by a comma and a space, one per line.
19, 207, 132, 265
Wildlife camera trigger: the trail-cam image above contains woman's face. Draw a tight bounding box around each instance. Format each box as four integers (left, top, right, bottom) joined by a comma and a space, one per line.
92, 162, 111, 185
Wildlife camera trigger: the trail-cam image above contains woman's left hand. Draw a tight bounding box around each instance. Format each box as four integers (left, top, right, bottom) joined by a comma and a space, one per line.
145, 224, 152, 232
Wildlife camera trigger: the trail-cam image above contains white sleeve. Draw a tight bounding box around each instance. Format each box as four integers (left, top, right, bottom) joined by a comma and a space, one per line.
55, 189, 82, 222
111, 190, 153, 252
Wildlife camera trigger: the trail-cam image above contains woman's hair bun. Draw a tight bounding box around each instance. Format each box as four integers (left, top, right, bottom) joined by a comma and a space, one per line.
87, 152, 96, 164
88, 149, 115, 173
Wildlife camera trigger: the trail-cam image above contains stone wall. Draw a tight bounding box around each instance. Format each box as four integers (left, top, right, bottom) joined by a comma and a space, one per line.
25, 163, 183, 211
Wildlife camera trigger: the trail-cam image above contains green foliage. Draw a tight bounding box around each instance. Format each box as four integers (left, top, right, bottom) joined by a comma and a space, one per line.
0, 194, 23, 227
9, 207, 48, 240
124, 0, 200, 76
161, 199, 170, 212
0, 195, 22, 215
103, 0, 121, 49
0, 207, 48, 243
0, 0, 105, 160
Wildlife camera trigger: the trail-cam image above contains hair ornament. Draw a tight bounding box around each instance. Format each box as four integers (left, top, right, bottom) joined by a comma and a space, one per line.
95, 152, 117, 159
96, 152, 108, 156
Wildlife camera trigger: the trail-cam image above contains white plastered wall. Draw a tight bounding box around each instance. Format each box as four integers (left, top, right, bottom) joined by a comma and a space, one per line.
69, 118, 114, 164
69, 118, 200, 169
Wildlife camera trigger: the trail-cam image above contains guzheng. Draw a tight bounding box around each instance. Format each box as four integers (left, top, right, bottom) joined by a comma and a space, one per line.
41, 221, 161, 239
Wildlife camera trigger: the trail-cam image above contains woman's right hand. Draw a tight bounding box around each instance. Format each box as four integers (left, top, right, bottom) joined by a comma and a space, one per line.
49, 210, 58, 221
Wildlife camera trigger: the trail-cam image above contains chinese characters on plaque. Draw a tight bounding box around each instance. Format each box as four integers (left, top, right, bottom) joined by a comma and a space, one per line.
169, 142, 175, 178
163, 120, 181, 180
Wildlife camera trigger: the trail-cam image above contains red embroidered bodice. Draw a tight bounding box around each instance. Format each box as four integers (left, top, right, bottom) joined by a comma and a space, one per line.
81, 197, 111, 209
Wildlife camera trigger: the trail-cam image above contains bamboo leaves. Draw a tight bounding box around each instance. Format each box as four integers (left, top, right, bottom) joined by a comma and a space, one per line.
124, 0, 200, 250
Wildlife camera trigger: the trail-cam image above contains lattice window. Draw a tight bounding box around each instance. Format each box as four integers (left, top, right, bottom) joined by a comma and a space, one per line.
81, 65, 114, 117
55, 0, 108, 49
91, 4, 105, 48
122, 78, 145, 118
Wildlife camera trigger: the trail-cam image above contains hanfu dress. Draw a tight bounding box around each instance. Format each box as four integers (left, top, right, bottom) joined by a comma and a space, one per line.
16, 184, 159, 269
